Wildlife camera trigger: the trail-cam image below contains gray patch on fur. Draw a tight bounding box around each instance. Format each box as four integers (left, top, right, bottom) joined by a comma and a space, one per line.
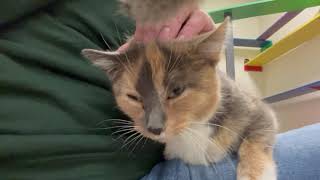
210, 71, 277, 151
136, 60, 166, 135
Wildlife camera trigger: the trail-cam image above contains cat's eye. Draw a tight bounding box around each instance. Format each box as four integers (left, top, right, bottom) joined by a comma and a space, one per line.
127, 94, 141, 102
168, 86, 185, 99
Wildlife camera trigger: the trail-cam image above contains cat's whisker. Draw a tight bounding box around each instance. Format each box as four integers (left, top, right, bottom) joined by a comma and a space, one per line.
185, 128, 225, 180
98, 32, 135, 79
166, 48, 174, 74
118, 59, 137, 79
114, 128, 137, 141
210, 163, 222, 180
163, 48, 183, 97
112, 21, 136, 77
187, 127, 236, 173
112, 21, 137, 79
166, 46, 173, 72
94, 125, 134, 130
94, 120, 134, 128
141, 136, 149, 150
164, 52, 185, 95
121, 130, 139, 144
261, 129, 277, 132
120, 131, 141, 150
111, 127, 136, 135
127, 132, 143, 149
113, 20, 124, 46
96, 118, 132, 126
169, 53, 183, 74
99, 119, 132, 124
121, 50, 137, 78
191, 122, 245, 141
201, 133, 236, 172
110, 122, 133, 126
185, 128, 211, 164
100, 32, 113, 50
211, 139, 236, 172
167, 46, 180, 74
168, 47, 177, 73
112, 82, 133, 89
104, 120, 133, 125
129, 134, 145, 154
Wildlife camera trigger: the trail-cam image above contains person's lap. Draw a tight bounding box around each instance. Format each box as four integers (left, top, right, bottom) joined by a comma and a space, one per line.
142, 123, 320, 180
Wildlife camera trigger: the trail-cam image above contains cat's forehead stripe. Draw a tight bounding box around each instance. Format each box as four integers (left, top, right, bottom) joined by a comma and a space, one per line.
135, 61, 164, 114
145, 43, 167, 92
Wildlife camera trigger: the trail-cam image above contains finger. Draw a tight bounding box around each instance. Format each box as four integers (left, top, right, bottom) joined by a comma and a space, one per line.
117, 42, 130, 53
141, 24, 162, 43
178, 10, 215, 40
158, 7, 192, 41
201, 12, 215, 33
134, 24, 145, 42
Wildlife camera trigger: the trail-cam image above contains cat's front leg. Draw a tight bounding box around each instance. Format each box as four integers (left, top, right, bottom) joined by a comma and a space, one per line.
237, 140, 276, 180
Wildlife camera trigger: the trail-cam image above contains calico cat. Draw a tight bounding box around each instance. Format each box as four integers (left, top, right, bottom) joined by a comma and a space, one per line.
82, 18, 277, 180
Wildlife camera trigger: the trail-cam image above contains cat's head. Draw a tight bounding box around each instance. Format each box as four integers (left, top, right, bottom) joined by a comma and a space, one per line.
82, 19, 229, 142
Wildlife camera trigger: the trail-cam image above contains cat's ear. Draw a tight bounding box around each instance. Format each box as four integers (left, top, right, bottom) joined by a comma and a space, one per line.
165, 17, 230, 65
81, 49, 123, 81
196, 17, 230, 59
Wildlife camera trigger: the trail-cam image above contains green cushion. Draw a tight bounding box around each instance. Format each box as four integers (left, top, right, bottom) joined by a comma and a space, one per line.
0, 0, 163, 179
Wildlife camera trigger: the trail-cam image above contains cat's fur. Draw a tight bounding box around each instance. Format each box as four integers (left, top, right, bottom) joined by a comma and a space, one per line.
119, 0, 202, 23
82, 18, 278, 180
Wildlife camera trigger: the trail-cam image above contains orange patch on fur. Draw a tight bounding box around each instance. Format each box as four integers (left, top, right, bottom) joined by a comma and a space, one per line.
165, 69, 220, 137
145, 42, 166, 93
237, 140, 274, 180
214, 128, 238, 150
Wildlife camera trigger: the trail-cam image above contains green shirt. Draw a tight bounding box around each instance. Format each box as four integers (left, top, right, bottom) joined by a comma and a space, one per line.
0, 0, 163, 179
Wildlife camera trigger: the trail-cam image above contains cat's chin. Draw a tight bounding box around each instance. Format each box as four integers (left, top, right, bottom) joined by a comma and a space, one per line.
161, 123, 227, 165
150, 132, 167, 143
163, 125, 211, 165
135, 128, 168, 143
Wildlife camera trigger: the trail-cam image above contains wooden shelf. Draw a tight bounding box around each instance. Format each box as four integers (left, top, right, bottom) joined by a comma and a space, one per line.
264, 81, 320, 103
208, 0, 320, 23
246, 13, 320, 66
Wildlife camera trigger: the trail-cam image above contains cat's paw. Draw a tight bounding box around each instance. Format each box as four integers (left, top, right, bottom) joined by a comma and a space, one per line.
237, 162, 277, 180
237, 139, 277, 180
258, 162, 277, 180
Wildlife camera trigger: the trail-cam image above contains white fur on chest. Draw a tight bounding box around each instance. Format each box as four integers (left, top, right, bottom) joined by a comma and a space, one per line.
164, 124, 225, 165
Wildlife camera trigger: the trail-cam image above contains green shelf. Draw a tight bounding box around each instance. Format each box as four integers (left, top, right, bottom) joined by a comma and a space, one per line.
208, 0, 320, 23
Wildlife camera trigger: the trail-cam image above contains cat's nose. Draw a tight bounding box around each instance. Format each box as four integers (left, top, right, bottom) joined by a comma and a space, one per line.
147, 127, 163, 135
145, 104, 166, 135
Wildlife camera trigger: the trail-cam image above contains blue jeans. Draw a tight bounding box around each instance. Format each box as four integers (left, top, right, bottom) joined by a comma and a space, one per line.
142, 123, 320, 180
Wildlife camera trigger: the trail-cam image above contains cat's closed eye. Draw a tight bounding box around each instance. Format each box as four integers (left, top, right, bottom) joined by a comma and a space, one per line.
127, 94, 141, 102
168, 86, 186, 99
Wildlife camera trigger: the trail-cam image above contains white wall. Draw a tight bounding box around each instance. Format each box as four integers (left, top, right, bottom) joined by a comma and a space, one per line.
261, 36, 320, 97
272, 92, 320, 133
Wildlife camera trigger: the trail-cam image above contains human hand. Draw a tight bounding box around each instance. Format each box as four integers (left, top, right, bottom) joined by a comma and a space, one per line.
118, 7, 215, 52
